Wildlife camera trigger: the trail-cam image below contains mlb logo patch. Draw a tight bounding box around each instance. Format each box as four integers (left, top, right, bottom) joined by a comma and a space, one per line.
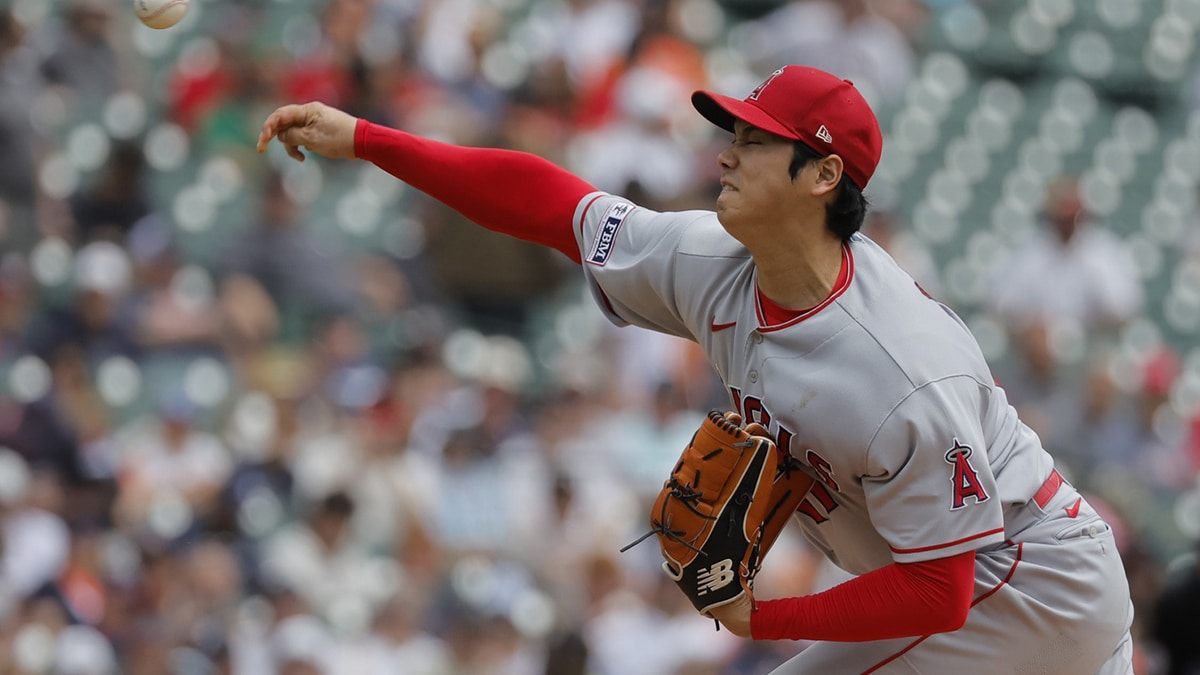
586, 202, 633, 266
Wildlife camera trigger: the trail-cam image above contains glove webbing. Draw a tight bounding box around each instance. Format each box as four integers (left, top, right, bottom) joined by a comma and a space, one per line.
618, 433, 757, 555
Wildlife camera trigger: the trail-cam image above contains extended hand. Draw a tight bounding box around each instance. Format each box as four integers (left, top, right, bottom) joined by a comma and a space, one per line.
710, 592, 754, 638
256, 102, 358, 162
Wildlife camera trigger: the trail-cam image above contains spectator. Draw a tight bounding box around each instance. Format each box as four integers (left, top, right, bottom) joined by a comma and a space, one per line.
220, 171, 358, 342
68, 142, 151, 243
0, 253, 35, 360
38, 0, 119, 103
0, 9, 38, 248
538, 0, 642, 98
166, 13, 280, 157
1050, 351, 1141, 479
333, 593, 450, 675
744, 0, 917, 105
1151, 537, 1200, 675
1045, 345, 1195, 496
567, 66, 705, 208
25, 240, 140, 367
986, 319, 1082, 457
566, 0, 712, 208
987, 175, 1143, 335
609, 380, 706, 497
985, 175, 1145, 460
420, 193, 568, 336
122, 216, 227, 357
0, 342, 106, 484
543, 630, 589, 675
257, 491, 402, 633
259, 585, 337, 674
1130, 348, 1199, 491
168, 35, 245, 136
423, 416, 553, 557
181, 538, 249, 653
0, 450, 72, 606
216, 386, 302, 561
110, 390, 234, 544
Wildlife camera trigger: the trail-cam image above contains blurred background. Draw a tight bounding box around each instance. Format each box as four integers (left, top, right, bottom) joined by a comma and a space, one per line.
0, 0, 1199, 673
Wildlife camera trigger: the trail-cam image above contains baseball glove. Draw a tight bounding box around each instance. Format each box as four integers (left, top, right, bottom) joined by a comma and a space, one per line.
622, 410, 814, 618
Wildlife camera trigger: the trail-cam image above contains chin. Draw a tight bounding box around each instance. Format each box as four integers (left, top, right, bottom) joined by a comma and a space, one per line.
715, 193, 734, 216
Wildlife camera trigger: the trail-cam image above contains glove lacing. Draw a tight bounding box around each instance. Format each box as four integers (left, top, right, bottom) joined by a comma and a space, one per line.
619, 421, 757, 555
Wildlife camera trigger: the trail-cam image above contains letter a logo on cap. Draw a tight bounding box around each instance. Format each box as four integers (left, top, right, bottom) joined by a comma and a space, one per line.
816, 125, 833, 143
749, 68, 785, 101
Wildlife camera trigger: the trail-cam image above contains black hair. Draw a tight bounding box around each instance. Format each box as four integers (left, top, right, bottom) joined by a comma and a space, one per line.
788, 142, 869, 242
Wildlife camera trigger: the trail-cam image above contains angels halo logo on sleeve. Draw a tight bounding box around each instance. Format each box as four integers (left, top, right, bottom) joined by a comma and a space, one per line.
944, 438, 989, 510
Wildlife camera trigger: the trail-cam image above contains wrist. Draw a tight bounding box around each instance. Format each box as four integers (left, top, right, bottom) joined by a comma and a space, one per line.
353, 117, 370, 160
749, 597, 779, 640
711, 592, 754, 638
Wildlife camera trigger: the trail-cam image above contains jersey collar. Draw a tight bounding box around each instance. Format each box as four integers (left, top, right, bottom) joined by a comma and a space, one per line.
754, 243, 853, 332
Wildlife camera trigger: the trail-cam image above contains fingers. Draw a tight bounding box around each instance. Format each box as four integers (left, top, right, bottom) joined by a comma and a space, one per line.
255, 121, 272, 153
722, 411, 770, 438
256, 108, 287, 153
744, 422, 770, 438
284, 142, 305, 162
256, 101, 354, 162
256, 104, 309, 155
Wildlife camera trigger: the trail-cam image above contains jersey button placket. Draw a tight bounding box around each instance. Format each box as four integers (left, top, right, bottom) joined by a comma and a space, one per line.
747, 332, 763, 384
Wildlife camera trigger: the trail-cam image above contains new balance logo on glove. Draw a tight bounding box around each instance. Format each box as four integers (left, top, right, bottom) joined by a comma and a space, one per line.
619, 410, 814, 618
697, 559, 736, 596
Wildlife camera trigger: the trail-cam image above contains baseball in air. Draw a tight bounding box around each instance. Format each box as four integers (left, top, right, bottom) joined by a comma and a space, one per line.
133, 0, 189, 29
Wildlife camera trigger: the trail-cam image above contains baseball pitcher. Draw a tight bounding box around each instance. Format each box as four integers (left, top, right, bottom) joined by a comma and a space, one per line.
257, 64, 1135, 674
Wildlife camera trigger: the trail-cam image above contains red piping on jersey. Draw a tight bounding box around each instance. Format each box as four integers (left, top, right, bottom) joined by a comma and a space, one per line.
577, 194, 605, 244
889, 527, 1004, 555
755, 243, 854, 332
595, 286, 618, 318
861, 542, 1024, 674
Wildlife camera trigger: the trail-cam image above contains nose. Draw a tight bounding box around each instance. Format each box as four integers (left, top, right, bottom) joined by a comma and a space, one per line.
717, 145, 736, 170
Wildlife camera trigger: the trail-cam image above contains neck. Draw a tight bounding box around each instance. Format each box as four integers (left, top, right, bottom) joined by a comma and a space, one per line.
751, 229, 845, 310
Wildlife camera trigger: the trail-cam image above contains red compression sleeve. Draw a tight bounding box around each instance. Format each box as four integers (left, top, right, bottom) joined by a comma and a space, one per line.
355, 119, 596, 263
751, 550, 976, 642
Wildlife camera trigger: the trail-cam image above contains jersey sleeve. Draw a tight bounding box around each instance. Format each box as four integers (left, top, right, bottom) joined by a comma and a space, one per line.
572, 193, 746, 340
863, 375, 1006, 564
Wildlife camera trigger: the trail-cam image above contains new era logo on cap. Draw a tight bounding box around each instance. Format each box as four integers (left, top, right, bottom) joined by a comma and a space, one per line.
690, 65, 883, 189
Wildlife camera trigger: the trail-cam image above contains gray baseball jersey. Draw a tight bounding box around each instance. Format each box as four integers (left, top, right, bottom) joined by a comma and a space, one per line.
574, 193, 1134, 673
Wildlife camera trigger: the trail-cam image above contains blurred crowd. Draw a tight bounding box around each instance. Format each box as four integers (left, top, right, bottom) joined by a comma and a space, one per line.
0, 0, 1199, 673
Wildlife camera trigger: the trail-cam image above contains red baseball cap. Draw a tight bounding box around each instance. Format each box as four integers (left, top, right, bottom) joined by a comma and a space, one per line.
692, 65, 883, 189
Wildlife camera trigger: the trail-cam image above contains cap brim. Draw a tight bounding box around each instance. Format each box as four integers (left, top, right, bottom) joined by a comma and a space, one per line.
691, 90, 798, 140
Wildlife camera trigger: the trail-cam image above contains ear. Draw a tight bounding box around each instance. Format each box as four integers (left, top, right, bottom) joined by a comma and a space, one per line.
811, 155, 844, 197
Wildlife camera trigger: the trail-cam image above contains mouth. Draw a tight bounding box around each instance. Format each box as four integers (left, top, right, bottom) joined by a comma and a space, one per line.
719, 178, 737, 191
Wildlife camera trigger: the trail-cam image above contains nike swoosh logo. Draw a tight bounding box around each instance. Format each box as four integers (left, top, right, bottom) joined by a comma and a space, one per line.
711, 320, 737, 332
1064, 497, 1082, 519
